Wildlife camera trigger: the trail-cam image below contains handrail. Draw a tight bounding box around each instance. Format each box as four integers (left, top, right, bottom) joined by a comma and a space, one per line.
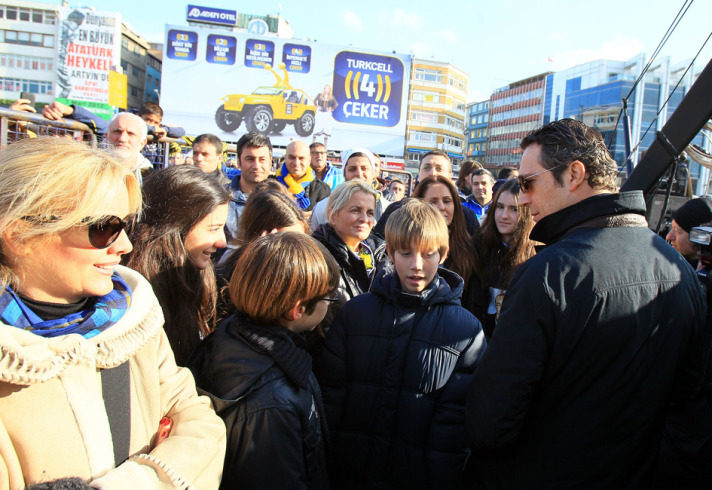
0, 107, 97, 147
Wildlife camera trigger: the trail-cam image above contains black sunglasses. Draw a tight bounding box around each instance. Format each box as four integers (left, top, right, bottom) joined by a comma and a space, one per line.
517, 164, 568, 194
321, 293, 340, 303
84, 215, 133, 249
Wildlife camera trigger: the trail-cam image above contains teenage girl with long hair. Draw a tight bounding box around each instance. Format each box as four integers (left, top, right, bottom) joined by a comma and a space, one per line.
472, 178, 536, 339
125, 165, 230, 365
414, 175, 478, 310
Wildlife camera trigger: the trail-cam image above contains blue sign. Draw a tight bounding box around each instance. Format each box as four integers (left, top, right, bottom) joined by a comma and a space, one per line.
186, 5, 237, 27
244, 39, 274, 68
207, 34, 236, 65
282, 43, 311, 74
166, 30, 198, 61
332, 51, 405, 128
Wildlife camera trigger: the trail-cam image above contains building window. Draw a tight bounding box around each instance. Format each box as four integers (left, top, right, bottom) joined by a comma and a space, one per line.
131, 86, 139, 97
44, 12, 56, 25
18, 8, 30, 22
5, 7, 17, 20
32, 11, 43, 23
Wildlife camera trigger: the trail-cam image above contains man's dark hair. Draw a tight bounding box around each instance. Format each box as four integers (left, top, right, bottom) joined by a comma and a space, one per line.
193, 133, 223, 156
521, 118, 618, 191
236, 132, 272, 159
389, 178, 404, 187
497, 167, 516, 180
421, 149, 451, 164
472, 168, 494, 183
138, 102, 163, 119
309, 142, 326, 151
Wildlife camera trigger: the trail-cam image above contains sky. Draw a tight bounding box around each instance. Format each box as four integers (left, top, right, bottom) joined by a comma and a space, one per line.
65, 0, 712, 102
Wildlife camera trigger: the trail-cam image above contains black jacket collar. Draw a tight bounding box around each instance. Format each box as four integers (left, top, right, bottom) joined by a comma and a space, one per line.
530, 191, 647, 246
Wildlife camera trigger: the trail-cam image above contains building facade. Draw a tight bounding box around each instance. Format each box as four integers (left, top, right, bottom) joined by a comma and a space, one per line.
120, 22, 150, 111
465, 100, 489, 165
144, 51, 160, 104
405, 59, 467, 173
485, 73, 549, 171
0, 0, 57, 105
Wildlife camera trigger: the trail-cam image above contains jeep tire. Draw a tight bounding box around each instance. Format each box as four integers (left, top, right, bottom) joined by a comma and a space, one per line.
295, 111, 315, 137
215, 106, 242, 132
246, 105, 273, 135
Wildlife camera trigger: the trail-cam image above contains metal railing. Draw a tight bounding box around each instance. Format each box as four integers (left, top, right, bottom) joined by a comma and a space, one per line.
0, 107, 97, 149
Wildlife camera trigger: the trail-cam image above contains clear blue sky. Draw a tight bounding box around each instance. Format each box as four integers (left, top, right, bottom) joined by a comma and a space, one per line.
66, 0, 711, 102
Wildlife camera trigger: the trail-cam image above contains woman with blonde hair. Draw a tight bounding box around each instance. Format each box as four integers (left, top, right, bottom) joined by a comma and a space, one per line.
0, 137, 225, 488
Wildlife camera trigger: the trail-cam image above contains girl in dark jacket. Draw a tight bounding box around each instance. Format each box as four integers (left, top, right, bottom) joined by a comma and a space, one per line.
471, 178, 536, 339
189, 232, 339, 490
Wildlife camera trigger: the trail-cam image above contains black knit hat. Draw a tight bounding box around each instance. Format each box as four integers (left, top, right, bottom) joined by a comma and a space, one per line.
672, 197, 712, 232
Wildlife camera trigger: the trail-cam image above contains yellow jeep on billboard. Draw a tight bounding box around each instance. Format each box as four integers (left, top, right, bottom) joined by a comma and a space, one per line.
215, 63, 316, 136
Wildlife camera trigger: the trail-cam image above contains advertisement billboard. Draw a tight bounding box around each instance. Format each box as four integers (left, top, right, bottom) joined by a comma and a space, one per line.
55, 7, 121, 120
161, 25, 412, 156
186, 5, 238, 27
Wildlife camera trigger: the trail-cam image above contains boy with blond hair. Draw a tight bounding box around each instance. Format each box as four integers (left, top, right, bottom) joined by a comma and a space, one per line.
318, 199, 486, 489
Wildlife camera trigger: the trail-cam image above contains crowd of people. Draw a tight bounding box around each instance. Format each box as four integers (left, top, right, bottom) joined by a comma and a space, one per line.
0, 99, 710, 490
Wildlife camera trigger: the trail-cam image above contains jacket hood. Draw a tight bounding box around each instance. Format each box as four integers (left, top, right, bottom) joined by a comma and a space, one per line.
189, 313, 312, 413
530, 191, 646, 245
370, 266, 464, 309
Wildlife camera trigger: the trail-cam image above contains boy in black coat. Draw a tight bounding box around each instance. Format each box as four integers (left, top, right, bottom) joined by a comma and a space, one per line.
189, 233, 339, 489
318, 199, 486, 489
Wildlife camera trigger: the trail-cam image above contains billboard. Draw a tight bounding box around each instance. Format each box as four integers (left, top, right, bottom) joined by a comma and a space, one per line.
55, 7, 121, 120
186, 5, 238, 27
161, 25, 412, 156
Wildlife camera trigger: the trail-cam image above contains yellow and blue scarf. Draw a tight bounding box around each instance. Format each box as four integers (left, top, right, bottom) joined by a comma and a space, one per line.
276, 163, 316, 210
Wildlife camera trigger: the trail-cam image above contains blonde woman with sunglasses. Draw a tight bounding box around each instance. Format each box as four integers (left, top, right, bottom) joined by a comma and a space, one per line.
0, 137, 225, 489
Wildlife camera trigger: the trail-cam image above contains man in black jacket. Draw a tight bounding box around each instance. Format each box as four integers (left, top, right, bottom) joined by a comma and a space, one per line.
466, 119, 708, 489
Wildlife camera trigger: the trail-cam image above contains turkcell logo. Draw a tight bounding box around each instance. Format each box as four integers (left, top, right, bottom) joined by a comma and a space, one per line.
186, 5, 237, 26
332, 51, 404, 128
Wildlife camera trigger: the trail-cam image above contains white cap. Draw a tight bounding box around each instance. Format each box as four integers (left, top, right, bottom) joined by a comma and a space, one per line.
340, 147, 375, 175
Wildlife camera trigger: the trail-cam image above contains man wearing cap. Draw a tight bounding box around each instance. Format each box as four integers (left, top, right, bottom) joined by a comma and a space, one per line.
309, 147, 390, 232
310, 142, 344, 191
667, 197, 712, 268
276, 140, 331, 214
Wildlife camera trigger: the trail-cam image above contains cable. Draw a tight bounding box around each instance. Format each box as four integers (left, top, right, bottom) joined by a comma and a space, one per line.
620, 29, 712, 172
607, 0, 694, 150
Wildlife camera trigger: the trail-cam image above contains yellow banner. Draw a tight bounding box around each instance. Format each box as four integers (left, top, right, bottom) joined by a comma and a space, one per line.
108, 70, 127, 109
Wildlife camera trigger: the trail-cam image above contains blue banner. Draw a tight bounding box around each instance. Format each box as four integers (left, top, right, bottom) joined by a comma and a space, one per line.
207, 34, 236, 65
282, 43, 311, 74
244, 39, 274, 68
186, 5, 237, 27
166, 30, 198, 61
332, 51, 405, 128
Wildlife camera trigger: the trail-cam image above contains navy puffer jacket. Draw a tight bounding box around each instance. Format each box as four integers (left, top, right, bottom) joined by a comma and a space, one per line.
318, 267, 486, 489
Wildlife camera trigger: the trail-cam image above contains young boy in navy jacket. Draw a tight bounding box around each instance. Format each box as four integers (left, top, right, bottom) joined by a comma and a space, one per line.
318, 199, 486, 489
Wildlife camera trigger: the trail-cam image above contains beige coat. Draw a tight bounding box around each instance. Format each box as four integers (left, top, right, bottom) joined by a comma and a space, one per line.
0, 266, 226, 489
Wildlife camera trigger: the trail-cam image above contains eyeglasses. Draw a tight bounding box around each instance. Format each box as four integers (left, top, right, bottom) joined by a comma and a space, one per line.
321, 293, 340, 303
23, 214, 133, 249
517, 164, 568, 194
85, 215, 133, 249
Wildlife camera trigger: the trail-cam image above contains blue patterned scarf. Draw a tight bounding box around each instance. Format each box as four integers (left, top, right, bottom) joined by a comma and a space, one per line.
0, 274, 131, 339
